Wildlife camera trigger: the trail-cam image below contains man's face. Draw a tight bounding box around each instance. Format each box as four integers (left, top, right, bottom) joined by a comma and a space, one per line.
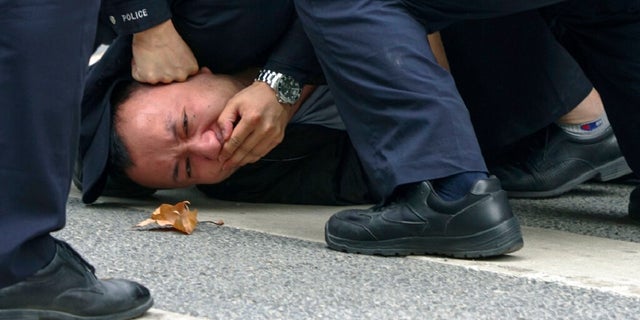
117, 68, 244, 189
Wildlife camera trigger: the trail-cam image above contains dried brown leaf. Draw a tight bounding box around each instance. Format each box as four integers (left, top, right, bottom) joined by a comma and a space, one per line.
135, 201, 199, 234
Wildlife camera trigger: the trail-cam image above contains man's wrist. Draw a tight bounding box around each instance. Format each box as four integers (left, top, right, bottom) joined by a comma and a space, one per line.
255, 69, 302, 105
133, 19, 174, 45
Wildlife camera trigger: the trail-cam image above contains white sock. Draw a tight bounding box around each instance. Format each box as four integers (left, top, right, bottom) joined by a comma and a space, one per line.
556, 112, 610, 140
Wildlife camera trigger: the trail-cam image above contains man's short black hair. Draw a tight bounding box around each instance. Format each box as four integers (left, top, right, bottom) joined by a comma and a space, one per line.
109, 79, 136, 174
102, 80, 157, 197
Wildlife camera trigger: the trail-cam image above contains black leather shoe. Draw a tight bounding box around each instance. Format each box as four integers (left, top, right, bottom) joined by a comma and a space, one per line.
0, 239, 153, 320
629, 186, 640, 221
324, 177, 523, 258
490, 125, 631, 198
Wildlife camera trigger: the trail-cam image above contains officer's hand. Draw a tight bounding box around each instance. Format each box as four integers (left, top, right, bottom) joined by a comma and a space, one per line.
132, 19, 198, 84
217, 82, 295, 170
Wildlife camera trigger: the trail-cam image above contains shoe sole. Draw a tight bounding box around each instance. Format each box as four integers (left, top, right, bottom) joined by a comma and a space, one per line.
0, 297, 153, 320
325, 217, 524, 259
507, 157, 632, 198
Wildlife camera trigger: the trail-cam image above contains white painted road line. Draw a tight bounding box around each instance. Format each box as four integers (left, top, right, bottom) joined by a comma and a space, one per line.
139, 309, 208, 320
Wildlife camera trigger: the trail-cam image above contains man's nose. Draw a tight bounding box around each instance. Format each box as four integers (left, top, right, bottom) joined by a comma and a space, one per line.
189, 130, 221, 159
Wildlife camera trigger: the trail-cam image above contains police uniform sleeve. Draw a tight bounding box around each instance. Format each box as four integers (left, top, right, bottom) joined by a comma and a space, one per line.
100, 0, 172, 36
263, 19, 324, 85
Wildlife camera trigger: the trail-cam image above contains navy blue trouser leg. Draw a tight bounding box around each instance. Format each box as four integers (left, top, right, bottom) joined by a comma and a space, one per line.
295, 0, 487, 200
441, 11, 593, 156
0, 0, 100, 287
294, 0, 567, 199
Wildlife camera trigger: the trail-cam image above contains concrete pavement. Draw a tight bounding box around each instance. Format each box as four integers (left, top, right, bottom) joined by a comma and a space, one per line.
60, 180, 640, 319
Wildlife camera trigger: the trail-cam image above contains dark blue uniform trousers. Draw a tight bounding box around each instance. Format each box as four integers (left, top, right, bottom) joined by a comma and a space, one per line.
0, 0, 100, 287
294, 0, 640, 199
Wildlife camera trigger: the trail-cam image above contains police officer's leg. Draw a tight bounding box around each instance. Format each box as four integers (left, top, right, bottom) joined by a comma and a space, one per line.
0, 0, 100, 288
295, 0, 524, 258
546, 0, 640, 174
543, 0, 640, 217
0, 1, 152, 318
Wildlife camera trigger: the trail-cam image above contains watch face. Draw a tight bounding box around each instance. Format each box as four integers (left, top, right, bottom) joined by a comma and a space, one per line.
276, 76, 301, 104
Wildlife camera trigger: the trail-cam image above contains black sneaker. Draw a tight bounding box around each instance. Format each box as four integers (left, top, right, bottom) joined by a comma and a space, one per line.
490, 125, 631, 198
629, 185, 640, 221
324, 177, 523, 258
0, 239, 153, 320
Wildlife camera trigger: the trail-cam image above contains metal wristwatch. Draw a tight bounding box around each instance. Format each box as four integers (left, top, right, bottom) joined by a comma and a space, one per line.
255, 69, 301, 105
